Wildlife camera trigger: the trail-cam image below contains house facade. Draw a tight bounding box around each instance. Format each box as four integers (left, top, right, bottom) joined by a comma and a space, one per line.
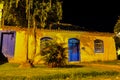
0, 26, 117, 64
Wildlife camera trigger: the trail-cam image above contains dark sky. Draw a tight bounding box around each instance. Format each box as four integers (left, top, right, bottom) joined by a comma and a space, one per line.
62, 1, 120, 32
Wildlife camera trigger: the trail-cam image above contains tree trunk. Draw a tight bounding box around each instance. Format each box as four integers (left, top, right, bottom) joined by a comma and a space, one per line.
32, 16, 36, 61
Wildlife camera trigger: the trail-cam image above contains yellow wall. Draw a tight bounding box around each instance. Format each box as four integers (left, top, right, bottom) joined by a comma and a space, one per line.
1, 28, 117, 63
14, 31, 27, 63
34, 30, 116, 63
80, 35, 116, 62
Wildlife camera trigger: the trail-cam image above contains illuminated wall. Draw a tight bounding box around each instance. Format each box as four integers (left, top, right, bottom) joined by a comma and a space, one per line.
0, 27, 117, 63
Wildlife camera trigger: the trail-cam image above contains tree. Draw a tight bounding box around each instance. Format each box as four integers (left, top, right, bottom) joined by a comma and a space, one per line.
114, 16, 120, 33
2, 0, 27, 26
114, 36, 120, 50
47, 0, 62, 29
2, 0, 63, 67
2, 0, 63, 29
114, 16, 120, 57
33, 0, 51, 28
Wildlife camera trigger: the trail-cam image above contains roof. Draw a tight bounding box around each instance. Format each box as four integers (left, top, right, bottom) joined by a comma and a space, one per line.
48, 23, 89, 31
0, 26, 115, 37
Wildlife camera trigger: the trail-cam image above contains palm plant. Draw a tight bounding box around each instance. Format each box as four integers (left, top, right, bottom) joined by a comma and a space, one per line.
41, 40, 67, 67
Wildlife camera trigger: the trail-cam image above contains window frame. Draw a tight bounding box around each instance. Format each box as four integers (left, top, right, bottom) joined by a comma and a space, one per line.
94, 39, 104, 53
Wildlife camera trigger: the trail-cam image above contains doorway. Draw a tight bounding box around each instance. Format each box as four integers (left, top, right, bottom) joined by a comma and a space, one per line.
1, 32, 16, 59
68, 38, 80, 61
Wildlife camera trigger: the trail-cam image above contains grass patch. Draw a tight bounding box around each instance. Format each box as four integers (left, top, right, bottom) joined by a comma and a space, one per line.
0, 63, 119, 80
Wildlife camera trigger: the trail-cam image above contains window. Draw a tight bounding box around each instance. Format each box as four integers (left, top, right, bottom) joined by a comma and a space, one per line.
94, 39, 104, 53
40, 37, 53, 52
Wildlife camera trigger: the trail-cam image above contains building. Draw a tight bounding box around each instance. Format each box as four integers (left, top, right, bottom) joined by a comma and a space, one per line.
0, 26, 117, 64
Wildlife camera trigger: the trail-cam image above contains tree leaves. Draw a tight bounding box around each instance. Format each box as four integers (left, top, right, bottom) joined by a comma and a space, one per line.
114, 16, 120, 33
2, 0, 63, 28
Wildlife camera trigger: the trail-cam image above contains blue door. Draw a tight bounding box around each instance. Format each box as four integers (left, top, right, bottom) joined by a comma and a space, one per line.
1, 32, 16, 58
68, 38, 80, 61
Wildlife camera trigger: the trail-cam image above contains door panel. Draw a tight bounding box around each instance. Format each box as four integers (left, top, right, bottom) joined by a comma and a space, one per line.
68, 38, 80, 61
1, 32, 15, 58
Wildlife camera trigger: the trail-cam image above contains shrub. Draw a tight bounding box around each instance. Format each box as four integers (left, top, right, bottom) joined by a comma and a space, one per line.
41, 40, 67, 67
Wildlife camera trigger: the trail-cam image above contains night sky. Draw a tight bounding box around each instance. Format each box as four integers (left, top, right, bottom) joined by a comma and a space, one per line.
62, 1, 120, 32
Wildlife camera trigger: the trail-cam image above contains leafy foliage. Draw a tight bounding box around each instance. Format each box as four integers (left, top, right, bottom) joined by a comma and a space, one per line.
114, 16, 120, 33
114, 36, 120, 50
3, 0, 27, 26
114, 23, 120, 33
2, 0, 63, 28
41, 40, 67, 67
33, 1, 51, 28
114, 16, 120, 50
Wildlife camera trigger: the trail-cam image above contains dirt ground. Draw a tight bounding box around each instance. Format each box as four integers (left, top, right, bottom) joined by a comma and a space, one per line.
86, 64, 120, 71
80, 61, 120, 80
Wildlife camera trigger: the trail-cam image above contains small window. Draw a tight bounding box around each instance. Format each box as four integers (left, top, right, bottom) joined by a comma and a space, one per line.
40, 37, 53, 52
94, 39, 104, 53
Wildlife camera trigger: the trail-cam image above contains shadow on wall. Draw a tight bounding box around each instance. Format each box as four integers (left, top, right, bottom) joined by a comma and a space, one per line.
0, 52, 8, 65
